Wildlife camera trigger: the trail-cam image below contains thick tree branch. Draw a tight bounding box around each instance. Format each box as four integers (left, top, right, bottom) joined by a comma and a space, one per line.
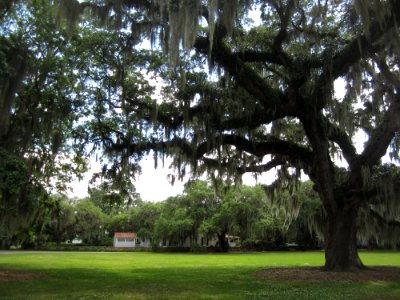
326, 121, 358, 167
357, 98, 400, 168
271, 0, 296, 50
235, 49, 324, 71
124, 96, 204, 130
109, 133, 314, 173
125, 92, 280, 134
373, 56, 400, 91
111, 136, 195, 159
195, 134, 313, 168
201, 156, 287, 175
194, 36, 297, 120
237, 158, 288, 174
235, 50, 286, 65
345, 98, 400, 189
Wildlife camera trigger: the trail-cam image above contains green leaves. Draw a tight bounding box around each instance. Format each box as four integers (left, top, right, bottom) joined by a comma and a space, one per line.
0, 148, 29, 197
74, 199, 108, 244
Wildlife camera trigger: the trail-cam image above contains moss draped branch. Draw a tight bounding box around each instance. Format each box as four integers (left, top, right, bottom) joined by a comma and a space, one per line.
108, 132, 313, 173
201, 156, 288, 175
194, 34, 298, 119
326, 121, 358, 167
350, 99, 400, 184
314, 0, 400, 109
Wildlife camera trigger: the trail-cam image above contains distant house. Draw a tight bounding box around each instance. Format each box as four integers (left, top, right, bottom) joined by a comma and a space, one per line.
137, 237, 152, 248
113, 232, 137, 248
71, 238, 83, 245
198, 234, 240, 248
112, 232, 239, 249
160, 234, 240, 248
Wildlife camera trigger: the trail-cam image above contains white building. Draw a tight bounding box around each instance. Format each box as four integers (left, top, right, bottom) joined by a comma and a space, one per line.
113, 232, 137, 248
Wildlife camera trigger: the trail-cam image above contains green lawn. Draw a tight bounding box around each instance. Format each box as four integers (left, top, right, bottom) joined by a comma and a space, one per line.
0, 251, 399, 299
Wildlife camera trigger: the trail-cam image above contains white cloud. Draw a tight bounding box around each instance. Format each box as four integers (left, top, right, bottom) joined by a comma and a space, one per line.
134, 156, 185, 202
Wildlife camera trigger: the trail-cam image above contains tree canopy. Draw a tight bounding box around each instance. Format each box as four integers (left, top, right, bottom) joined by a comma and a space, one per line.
0, 0, 88, 240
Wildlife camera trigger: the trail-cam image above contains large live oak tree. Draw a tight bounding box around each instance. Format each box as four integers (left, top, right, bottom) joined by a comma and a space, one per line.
43, 0, 400, 270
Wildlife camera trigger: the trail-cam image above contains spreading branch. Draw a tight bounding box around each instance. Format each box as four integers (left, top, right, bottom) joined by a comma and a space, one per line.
201, 156, 288, 175
357, 99, 400, 168
194, 35, 297, 120
326, 121, 358, 167
314, 0, 400, 109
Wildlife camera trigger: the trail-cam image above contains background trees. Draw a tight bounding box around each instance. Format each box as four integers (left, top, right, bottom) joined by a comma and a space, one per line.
45, 195, 76, 247
152, 181, 288, 251
74, 199, 108, 245
282, 181, 322, 249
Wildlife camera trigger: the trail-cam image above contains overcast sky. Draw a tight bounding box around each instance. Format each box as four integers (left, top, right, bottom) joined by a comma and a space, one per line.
68, 153, 277, 202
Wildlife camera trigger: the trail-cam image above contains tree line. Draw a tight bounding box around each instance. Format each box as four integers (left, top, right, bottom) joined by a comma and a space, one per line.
3, 181, 323, 252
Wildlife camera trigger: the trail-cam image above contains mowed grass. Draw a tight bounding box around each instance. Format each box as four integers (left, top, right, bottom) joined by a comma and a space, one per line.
0, 251, 399, 299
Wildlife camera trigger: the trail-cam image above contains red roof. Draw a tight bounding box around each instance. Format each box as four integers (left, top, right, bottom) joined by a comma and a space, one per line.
114, 232, 137, 238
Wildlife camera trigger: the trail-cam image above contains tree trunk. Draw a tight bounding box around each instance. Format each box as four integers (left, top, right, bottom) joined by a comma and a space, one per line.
324, 204, 364, 271
217, 233, 229, 252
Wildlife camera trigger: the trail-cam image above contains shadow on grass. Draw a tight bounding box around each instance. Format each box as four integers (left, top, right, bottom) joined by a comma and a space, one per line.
1, 265, 400, 300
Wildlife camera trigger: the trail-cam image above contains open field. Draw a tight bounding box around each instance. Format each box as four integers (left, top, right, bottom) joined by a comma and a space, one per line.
0, 251, 399, 299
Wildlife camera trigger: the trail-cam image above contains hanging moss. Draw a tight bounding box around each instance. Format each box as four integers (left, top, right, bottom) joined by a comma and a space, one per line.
56, 0, 85, 28
354, 0, 391, 37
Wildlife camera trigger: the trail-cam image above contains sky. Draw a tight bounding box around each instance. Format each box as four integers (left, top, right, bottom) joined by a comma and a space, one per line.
68, 153, 277, 202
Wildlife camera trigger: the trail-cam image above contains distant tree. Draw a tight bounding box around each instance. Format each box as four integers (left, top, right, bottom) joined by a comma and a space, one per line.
106, 212, 131, 236
153, 181, 220, 248
45, 195, 76, 247
234, 185, 270, 241
199, 197, 237, 252
88, 180, 142, 216
198, 184, 287, 251
129, 202, 161, 236
74, 199, 108, 245
179, 181, 218, 246
154, 196, 194, 247
233, 185, 287, 249
282, 181, 323, 249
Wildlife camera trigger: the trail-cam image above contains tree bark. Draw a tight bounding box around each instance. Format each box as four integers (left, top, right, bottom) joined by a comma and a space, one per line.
324, 204, 364, 271
217, 233, 229, 252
